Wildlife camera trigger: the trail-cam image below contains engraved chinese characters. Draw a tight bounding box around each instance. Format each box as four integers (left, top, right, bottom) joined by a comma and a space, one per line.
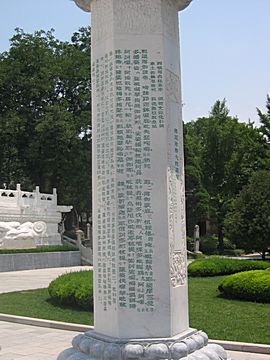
92, 49, 166, 313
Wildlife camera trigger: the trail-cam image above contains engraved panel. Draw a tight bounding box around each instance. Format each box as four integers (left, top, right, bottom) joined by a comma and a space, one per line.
168, 168, 187, 287
166, 102, 186, 287
170, 250, 187, 287
179, 173, 186, 244
114, 0, 162, 34
176, 114, 186, 245
168, 168, 176, 258
165, 69, 180, 103
93, 48, 165, 311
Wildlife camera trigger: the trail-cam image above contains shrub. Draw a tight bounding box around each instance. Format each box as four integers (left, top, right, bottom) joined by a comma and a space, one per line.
223, 237, 235, 250
0, 245, 77, 254
186, 236, 194, 252
48, 270, 93, 310
188, 258, 270, 277
218, 268, 270, 303
198, 236, 240, 255
199, 236, 218, 255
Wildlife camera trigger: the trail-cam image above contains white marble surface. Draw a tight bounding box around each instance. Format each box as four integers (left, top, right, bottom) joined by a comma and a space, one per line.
89, 0, 189, 340
0, 221, 47, 249
0, 184, 72, 247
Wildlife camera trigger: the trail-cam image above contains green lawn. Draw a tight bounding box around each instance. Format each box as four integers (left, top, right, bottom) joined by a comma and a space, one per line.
0, 288, 93, 325
0, 276, 269, 344
189, 276, 270, 344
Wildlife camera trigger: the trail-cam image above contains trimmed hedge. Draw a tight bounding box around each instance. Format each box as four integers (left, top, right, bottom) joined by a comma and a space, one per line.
48, 270, 93, 310
188, 258, 270, 277
218, 268, 270, 303
0, 245, 78, 254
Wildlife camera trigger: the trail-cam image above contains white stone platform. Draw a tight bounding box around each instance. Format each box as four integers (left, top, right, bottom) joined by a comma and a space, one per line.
0, 184, 72, 248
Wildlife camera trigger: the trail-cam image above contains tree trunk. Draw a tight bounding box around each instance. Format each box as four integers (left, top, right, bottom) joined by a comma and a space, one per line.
262, 251, 266, 260
218, 227, 224, 254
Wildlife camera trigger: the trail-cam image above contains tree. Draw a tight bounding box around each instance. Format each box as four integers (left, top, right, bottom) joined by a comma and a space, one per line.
224, 170, 270, 259
184, 124, 210, 236
0, 28, 92, 218
257, 95, 270, 144
184, 100, 268, 252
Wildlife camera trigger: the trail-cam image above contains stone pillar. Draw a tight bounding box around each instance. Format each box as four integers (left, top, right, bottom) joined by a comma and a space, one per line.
58, 1, 228, 359
76, 229, 84, 245
53, 187, 58, 206
16, 184, 21, 207
86, 223, 91, 240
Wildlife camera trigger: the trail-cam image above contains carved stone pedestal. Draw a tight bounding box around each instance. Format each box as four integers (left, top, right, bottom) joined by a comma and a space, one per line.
58, 330, 227, 360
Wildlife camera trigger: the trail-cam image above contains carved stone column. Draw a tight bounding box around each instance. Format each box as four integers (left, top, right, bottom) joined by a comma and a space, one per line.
57, 1, 228, 358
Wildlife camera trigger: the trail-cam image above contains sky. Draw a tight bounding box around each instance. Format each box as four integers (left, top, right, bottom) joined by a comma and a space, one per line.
0, 0, 269, 126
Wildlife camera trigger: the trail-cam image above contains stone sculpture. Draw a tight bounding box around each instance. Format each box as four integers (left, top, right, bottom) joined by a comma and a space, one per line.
0, 221, 47, 248
0, 184, 72, 247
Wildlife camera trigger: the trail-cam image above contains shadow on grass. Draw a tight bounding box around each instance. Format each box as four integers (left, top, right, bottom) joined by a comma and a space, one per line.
45, 296, 94, 312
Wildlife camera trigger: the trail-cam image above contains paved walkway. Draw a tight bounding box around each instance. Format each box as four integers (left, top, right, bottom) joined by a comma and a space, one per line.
0, 320, 269, 360
0, 266, 92, 293
0, 266, 269, 360
228, 350, 270, 359
0, 320, 79, 360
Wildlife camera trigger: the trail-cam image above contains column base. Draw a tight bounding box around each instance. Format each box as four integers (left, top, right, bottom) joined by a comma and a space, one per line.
57, 329, 229, 360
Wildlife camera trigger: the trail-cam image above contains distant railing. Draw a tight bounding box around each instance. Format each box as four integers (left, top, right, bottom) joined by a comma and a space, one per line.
62, 229, 93, 265
0, 184, 58, 210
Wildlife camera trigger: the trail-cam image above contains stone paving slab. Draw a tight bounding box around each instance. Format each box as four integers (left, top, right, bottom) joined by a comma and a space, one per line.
0, 266, 92, 294
210, 339, 270, 355
228, 350, 270, 359
0, 321, 269, 360
0, 320, 78, 360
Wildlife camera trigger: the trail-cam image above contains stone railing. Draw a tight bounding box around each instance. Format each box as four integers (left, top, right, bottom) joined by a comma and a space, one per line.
0, 184, 72, 247
0, 184, 57, 210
